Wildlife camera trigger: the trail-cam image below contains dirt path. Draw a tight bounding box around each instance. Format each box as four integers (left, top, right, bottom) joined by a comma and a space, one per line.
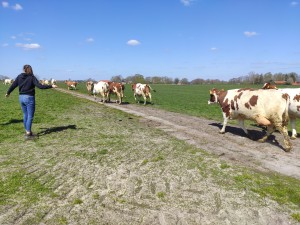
56, 88, 300, 180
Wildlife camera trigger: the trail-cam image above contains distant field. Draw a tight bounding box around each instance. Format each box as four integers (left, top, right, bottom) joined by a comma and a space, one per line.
57, 81, 300, 132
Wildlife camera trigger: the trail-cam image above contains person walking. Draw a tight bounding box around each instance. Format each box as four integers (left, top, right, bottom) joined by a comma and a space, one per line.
5, 64, 57, 140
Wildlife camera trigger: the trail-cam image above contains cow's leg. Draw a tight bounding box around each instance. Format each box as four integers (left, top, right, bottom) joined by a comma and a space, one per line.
220, 115, 228, 134
149, 93, 152, 104
258, 125, 275, 143
274, 123, 292, 152
238, 119, 248, 135
143, 94, 147, 105
290, 118, 297, 139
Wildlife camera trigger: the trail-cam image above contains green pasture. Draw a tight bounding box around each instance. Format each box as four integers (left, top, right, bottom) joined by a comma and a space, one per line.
58, 82, 300, 134
0, 82, 300, 223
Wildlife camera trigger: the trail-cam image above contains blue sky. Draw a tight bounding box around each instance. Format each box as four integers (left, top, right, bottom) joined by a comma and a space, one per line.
1, 0, 299, 81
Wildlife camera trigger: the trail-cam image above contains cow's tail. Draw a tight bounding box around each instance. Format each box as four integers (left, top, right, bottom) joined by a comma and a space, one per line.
149, 85, 156, 92
282, 93, 290, 126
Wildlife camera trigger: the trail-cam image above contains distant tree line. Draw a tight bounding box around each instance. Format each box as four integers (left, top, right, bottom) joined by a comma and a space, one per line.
108, 71, 299, 85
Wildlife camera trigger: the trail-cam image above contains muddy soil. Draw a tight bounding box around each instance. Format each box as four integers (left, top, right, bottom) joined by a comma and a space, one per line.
57, 88, 300, 180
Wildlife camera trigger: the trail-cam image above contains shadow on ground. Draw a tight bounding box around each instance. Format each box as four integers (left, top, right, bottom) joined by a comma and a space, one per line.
37, 125, 77, 136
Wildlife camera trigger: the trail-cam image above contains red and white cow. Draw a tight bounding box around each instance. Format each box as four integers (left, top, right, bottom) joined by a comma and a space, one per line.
65, 80, 78, 90
262, 83, 300, 139
92, 81, 110, 102
86, 81, 94, 96
208, 88, 291, 151
131, 83, 155, 105
108, 82, 125, 104
262, 82, 278, 90
4, 79, 13, 85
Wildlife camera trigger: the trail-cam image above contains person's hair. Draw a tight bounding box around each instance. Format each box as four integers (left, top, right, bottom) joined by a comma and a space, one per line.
23, 64, 33, 75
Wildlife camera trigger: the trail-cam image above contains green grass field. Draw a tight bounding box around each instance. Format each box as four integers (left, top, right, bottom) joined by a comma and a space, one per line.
59, 81, 300, 132
1, 82, 300, 223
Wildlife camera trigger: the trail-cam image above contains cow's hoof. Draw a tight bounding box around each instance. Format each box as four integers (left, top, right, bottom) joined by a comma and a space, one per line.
219, 131, 225, 134
284, 146, 292, 152
290, 136, 297, 140
258, 138, 267, 143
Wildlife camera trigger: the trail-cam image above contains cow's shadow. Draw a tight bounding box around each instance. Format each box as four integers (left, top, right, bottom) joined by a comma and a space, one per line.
0, 119, 23, 126
37, 125, 77, 136
209, 122, 286, 151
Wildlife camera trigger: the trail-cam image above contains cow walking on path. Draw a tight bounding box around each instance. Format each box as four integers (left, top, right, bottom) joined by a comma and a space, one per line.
208, 88, 292, 151
131, 83, 156, 105
92, 81, 110, 102
262, 82, 300, 139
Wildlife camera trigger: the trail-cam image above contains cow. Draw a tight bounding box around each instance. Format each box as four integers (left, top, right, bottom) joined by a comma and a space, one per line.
4, 79, 13, 85
262, 83, 300, 139
108, 82, 125, 104
86, 81, 94, 96
92, 81, 110, 102
39, 79, 49, 85
50, 78, 57, 85
208, 88, 292, 151
65, 80, 78, 90
131, 83, 156, 105
262, 82, 278, 90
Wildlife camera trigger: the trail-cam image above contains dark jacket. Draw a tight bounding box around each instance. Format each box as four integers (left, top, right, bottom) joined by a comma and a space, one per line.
6, 73, 52, 96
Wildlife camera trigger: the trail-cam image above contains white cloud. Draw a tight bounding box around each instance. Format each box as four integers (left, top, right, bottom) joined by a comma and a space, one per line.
11, 36, 17, 39
290, 1, 299, 6
211, 47, 218, 51
2, 43, 9, 47
244, 31, 258, 37
86, 37, 94, 43
181, 0, 194, 6
16, 43, 41, 50
127, 39, 140, 46
2, 1, 9, 8
12, 3, 22, 11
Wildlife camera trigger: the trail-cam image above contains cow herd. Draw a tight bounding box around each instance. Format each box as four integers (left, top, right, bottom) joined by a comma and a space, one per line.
208, 83, 300, 152
84, 80, 155, 105
4, 77, 296, 151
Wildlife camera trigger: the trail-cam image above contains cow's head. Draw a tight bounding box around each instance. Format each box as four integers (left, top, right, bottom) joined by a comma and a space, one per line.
208, 88, 224, 104
262, 82, 278, 90
86, 81, 94, 94
131, 83, 136, 91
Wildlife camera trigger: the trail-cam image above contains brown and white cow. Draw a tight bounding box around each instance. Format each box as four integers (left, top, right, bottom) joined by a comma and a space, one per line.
262, 82, 278, 90
4, 79, 13, 85
108, 82, 125, 104
263, 83, 300, 139
65, 80, 78, 90
93, 81, 110, 102
131, 83, 156, 105
208, 88, 291, 151
86, 81, 94, 95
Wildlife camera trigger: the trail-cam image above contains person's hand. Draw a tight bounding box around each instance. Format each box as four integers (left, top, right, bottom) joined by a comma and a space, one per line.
5, 94, 9, 98
52, 85, 58, 88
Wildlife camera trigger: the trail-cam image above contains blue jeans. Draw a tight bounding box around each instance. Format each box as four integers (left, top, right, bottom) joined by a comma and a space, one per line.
19, 95, 35, 133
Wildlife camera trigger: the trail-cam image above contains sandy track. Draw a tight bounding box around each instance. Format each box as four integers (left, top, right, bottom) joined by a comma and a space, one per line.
56, 88, 300, 180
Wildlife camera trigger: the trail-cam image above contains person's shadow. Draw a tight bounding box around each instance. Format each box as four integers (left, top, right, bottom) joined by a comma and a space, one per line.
0, 119, 23, 125
37, 125, 77, 136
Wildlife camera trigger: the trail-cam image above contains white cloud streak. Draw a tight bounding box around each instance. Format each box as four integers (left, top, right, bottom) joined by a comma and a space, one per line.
2, 1, 9, 8
86, 38, 94, 43
244, 31, 258, 37
12, 3, 22, 10
16, 43, 41, 50
290, 1, 299, 6
181, 0, 194, 6
127, 39, 140, 46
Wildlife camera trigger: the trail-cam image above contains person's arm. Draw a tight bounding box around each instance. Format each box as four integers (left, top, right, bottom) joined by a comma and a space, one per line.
5, 78, 18, 97
33, 77, 57, 89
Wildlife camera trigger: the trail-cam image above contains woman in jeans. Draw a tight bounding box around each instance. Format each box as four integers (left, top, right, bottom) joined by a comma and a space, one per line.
5, 65, 57, 139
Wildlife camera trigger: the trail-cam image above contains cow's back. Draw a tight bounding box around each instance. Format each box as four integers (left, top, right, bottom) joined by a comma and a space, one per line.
227, 89, 288, 121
